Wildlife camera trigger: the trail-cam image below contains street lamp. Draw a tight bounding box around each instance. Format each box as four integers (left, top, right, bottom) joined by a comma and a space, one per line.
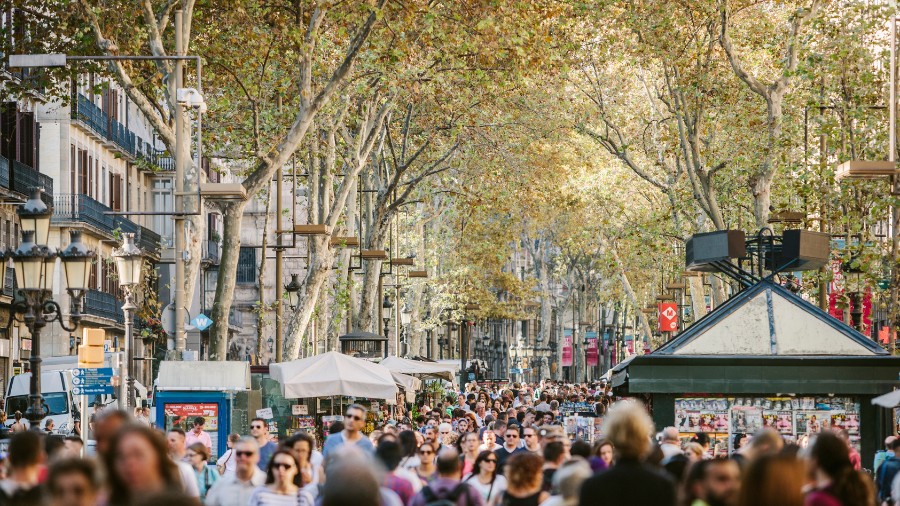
285, 274, 301, 310
112, 233, 144, 409
382, 295, 393, 349
11, 216, 93, 426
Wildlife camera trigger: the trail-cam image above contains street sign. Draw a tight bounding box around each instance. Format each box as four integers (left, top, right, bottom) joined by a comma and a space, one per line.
72, 385, 114, 395
191, 313, 213, 331
72, 368, 115, 396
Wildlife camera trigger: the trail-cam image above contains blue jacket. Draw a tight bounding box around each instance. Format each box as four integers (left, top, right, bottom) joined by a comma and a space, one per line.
877, 454, 900, 502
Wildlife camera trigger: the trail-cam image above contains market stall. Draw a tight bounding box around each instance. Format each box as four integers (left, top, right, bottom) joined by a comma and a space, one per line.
270, 352, 400, 439
154, 361, 251, 459
611, 280, 900, 464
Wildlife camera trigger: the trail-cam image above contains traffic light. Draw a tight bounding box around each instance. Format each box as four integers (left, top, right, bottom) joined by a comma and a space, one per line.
78, 328, 105, 368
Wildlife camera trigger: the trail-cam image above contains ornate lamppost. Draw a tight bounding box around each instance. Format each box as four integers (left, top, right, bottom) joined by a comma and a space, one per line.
11, 189, 94, 425
382, 295, 393, 352
112, 233, 145, 409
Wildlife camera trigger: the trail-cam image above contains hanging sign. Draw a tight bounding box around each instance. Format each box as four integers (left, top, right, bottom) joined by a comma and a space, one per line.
658, 302, 678, 332
562, 329, 573, 367
585, 331, 599, 367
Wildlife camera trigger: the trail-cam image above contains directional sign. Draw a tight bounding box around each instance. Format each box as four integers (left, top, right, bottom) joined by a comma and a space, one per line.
73, 385, 114, 396
191, 313, 213, 332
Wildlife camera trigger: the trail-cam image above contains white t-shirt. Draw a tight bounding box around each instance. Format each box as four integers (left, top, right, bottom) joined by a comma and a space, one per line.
464, 473, 507, 503
216, 449, 238, 477
176, 461, 201, 497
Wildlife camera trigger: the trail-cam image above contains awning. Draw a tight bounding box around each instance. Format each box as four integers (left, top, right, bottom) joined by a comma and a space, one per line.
872, 389, 900, 408
380, 356, 458, 381
391, 371, 422, 392
156, 361, 250, 391
270, 351, 399, 400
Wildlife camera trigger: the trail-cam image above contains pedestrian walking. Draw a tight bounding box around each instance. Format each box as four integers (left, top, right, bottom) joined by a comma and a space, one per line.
249, 418, 279, 471
104, 425, 194, 505
247, 449, 313, 506
409, 448, 485, 506
463, 450, 507, 504
185, 416, 213, 453
9, 411, 27, 433
805, 431, 874, 506
578, 401, 676, 506
217, 433, 242, 476
0, 431, 44, 505
205, 437, 267, 506
737, 453, 805, 506
322, 404, 375, 458
496, 452, 548, 506
186, 442, 219, 501
46, 458, 100, 506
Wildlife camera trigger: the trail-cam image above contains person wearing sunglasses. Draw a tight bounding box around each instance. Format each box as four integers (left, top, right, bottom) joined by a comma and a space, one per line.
463, 450, 507, 504
414, 442, 438, 486
322, 404, 375, 458
248, 449, 313, 506
249, 418, 279, 471
206, 438, 267, 506
495, 427, 527, 474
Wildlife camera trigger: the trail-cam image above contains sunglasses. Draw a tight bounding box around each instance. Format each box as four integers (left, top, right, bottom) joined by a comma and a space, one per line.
272, 462, 295, 470
346, 414, 363, 421
419, 450, 434, 455
251, 425, 264, 429
524, 433, 537, 437
236, 451, 256, 457
505, 434, 519, 438
485, 459, 497, 463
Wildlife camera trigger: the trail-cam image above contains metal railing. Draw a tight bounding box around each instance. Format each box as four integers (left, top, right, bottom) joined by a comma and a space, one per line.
51, 194, 160, 255
83, 289, 124, 324
236, 248, 257, 284
0, 154, 9, 189
10, 161, 53, 204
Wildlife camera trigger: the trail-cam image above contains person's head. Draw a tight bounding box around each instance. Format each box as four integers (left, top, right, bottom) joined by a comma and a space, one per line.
227, 432, 240, 448
746, 427, 783, 459
596, 439, 614, 466
684, 442, 706, 462
47, 458, 101, 506
63, 436, 84, 458
505, 452, 544, 493
186, 442, 210, 470
891, 437, 900, 456
661, 426, 679, 444
686, 458, 741, 506
106, 425, 181, 504
693, 432, 711, 449
459, 431, 479, 454
493, 420, 507, 437
737, 453, 805, 506
284, 432, 315, 465
192, 417, 205, 434
472, 450, 499, 477
456, 417, 469, 432
482, 429, 496, 447
418, 441, 437, 466
8, 430, 44, 472
250, 417, 269, 440
234, 437, 261, 477
375, 439, 403, 472
503, 427, 521, 449
329, 421, 345, 434
321, 446, 382, 506
602, 400, 655, 460
266, 449, 302, 488
543, 441, 566, 466
424, 425, 437, 444
570, 439, 591, 459
93, 409, 130, 457
14, 410, 22, 421
46, 434, 67, 461
438, 422, 453, 442
552, 458, 592, 503
345, 404, 367, 435
45, 418, 55, 430
435, 448, 462, 478
166, 428, 186, 457
522, 426, 538, 447
807, 431, 874, 506
885, 436, 897, 450
398, 430, 418, 457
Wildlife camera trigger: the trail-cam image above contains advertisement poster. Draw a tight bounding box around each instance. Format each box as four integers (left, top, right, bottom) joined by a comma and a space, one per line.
562, 329, 573, 367
163, 403, 220, 457
585, 332, 599, 367
731, 406, 763, 434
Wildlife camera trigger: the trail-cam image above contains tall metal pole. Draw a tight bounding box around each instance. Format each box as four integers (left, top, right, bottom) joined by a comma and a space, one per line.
275, 167, 284, 362
890, 12, 899, 353
25, 296, 46, 426
459, 320, 467, 392
173, 10, 187, 356
395, 285, 401, 356
121, 289, 135, 410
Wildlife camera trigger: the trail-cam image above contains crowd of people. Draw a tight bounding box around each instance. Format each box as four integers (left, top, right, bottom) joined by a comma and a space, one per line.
0, 380, 892, 506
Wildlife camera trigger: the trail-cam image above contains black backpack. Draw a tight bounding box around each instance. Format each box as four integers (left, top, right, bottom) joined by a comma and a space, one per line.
421, 483, 470, 506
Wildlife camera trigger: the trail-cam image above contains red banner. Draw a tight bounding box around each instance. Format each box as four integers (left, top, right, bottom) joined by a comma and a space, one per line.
562, 330, 573, 367
658, 302, 678, 332
585, 331, 599, 367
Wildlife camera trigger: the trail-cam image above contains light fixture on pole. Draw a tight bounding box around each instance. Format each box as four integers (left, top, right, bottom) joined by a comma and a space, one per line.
11, 219, 93, 426
112, 233, 144, 410
18, 188, 52, 246
382, 295, 393, 347
285, 274, 301, 310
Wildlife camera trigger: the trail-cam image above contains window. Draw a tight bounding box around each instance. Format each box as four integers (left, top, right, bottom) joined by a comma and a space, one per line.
236, 247, 257, 284
152, 178, 173, 246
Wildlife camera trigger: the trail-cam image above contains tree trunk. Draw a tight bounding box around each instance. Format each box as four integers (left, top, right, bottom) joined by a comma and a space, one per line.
356, 215, 391, 332
209, 200, 246, 360
285, 236, 334, 360
687, 274, 707, 325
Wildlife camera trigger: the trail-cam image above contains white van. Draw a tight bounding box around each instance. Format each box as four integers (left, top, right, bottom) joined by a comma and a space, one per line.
3, 354, 139, 433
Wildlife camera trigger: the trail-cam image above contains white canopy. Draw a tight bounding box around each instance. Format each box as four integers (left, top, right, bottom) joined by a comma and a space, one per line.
270, 352, 399, 400
157, 361, 250, 391
391, 371, 422, 392
872, 389, 900, 408
380, 356, 458, 381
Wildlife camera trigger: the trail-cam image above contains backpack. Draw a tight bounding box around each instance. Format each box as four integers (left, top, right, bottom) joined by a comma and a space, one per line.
421, 483, 470, 506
